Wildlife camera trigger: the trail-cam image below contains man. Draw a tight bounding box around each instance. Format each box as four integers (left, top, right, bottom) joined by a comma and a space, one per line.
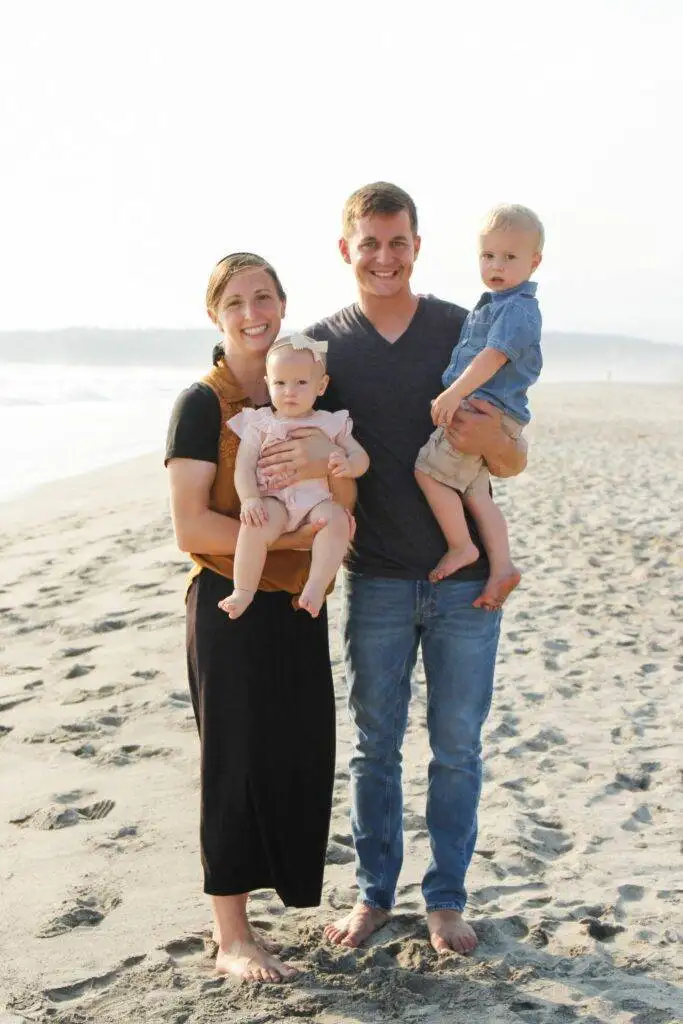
258, 183, 525, 954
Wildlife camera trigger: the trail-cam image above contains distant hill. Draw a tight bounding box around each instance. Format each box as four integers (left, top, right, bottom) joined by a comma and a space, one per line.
0, 327, 681, 382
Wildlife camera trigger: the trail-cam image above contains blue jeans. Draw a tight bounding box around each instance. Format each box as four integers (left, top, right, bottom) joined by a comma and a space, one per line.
341, 571, 501, 913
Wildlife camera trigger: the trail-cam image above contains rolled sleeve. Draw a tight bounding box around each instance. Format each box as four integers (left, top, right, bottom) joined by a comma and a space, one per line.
486, 303, 538, 362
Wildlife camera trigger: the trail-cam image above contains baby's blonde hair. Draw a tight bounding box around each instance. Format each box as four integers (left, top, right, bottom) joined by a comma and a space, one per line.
481, 204, 545, 252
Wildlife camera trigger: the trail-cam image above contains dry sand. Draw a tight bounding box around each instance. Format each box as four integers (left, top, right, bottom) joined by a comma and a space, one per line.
1, 383, 681, 1024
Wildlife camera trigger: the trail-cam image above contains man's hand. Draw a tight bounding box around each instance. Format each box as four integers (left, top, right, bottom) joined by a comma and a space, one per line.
328, 451, 353, 478
430, 388, 462, 427
258, 428, 336, 487
445, 398, 527, 478
240, 497, 267, 527
445, 397, 502, 456
271, 518, 327, 550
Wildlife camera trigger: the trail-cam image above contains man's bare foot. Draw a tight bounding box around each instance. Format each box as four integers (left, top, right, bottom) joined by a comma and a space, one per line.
218, 588, 254, 620
324, 904, 390, 948
472, 568, 521, 610
297, 579, 326, 618
427, 910, 478, 955
215, 937, 297, 983
428, 542, 479, 583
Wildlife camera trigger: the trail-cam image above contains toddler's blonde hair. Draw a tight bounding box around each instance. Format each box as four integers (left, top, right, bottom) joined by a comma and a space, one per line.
481, 204, 545, 252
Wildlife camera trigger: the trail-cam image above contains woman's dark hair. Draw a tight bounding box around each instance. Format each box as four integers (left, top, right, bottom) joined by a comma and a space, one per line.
206, 252, 287, 365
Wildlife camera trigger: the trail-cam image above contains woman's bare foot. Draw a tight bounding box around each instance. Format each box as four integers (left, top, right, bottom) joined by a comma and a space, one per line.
472, 568, 521, 610
215, 937, 297, 983
212, 926, 280, 955
427, 910, 478, 955
428, 542, 479, 583
297, 580, 326, 618
218, 588, 255, 620
324, 905, 389, 948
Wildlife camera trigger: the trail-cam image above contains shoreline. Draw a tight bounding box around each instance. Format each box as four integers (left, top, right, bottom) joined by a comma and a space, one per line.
4, 380, 682, 508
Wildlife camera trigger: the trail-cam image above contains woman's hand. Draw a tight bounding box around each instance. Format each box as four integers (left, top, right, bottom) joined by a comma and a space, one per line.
240, 497, 267, 527
258, 428, 336, 487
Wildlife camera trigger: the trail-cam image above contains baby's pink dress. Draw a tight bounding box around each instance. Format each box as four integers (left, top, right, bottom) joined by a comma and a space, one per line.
228, 407, 353, 532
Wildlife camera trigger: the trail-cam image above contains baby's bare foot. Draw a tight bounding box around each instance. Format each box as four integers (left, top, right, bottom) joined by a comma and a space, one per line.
215, 937, 297, 983
428, 542, 479, 582
323, 905, 389, 948
473, 568, 521, 610
218, 589, 255, 620
297, 580, 326, 618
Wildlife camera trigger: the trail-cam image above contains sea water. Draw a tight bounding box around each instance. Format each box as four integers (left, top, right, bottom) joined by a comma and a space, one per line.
0, 363, 201, 502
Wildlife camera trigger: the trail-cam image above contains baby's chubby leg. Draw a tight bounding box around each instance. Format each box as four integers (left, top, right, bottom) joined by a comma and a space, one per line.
298, 500, 351, 618
219, 498, 288, 620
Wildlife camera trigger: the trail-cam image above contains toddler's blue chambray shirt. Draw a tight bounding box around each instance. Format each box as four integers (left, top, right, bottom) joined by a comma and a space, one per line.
442, 280, 542, 425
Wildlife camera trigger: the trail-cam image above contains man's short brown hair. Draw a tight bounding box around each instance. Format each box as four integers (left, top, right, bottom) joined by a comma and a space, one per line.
342, 182, 418, 238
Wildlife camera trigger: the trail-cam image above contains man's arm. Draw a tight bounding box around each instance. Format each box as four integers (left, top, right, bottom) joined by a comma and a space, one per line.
445, 398, 527, 478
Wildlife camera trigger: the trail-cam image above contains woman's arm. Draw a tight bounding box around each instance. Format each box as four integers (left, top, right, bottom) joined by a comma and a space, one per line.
168, 458, 241, 554
169, 456, 328, 554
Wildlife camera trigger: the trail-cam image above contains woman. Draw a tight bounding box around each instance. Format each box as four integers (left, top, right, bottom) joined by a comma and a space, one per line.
165, 253, 350, 983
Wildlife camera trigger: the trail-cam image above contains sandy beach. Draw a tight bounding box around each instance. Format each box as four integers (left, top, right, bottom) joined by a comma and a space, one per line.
1, 382, 681, 1024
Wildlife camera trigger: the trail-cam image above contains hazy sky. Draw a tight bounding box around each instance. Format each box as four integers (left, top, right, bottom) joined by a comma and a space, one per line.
1, 0, 681, 343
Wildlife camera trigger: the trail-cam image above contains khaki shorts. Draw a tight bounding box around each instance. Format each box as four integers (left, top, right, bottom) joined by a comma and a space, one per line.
415, 412, 524, 500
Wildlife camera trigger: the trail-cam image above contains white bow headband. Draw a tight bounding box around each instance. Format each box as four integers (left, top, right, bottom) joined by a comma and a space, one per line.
269, 333, 328, 364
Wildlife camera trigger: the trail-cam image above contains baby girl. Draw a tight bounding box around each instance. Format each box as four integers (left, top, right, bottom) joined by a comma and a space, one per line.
219, 334, 369, 619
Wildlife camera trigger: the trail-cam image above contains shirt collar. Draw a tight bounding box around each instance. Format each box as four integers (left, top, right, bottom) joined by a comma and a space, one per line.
489, 279, 537, 301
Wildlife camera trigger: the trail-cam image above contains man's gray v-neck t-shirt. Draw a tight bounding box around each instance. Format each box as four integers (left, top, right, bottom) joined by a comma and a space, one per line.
307, 296, 488, 581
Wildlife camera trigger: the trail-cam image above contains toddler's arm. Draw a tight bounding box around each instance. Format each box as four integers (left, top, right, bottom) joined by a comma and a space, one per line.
431, 348, 508, 427
328, 434, 370, 479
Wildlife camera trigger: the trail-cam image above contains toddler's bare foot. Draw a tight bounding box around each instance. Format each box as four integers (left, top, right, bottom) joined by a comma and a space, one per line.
297, 580, 326, 618
218, 588, 255, 620
427, 910, 478, 955
324, 905, 389, 948
473, 568, 521, 611
428, 542, 479, 582
215, 937, 297, 983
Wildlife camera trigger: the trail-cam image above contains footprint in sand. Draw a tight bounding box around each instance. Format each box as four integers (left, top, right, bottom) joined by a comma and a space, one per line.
0, 694, 37, 713
76, 744, 174, 767
326, 833, 355, 865
64, 663, 95, 680
10, 799, 116, 830
37, 887, 121, 938
42, 955, 146, 1004
28, 712, 121, 746
91, 617, 129, 634
62, 683, 126, 706
59, 645, 100, 659
164, 935, 206, 962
